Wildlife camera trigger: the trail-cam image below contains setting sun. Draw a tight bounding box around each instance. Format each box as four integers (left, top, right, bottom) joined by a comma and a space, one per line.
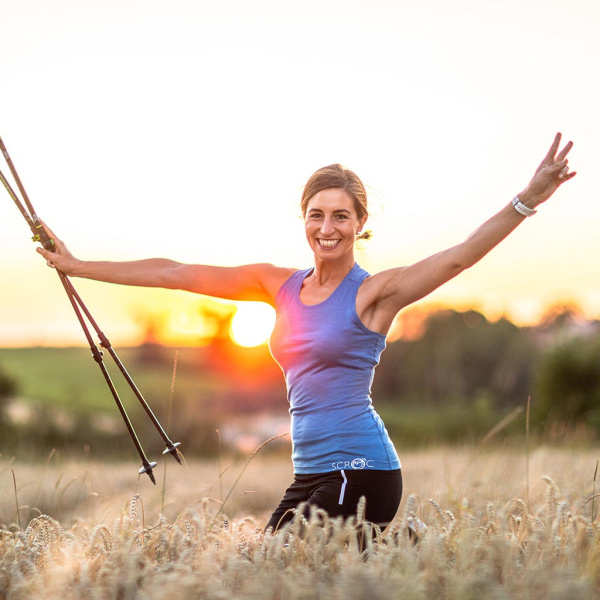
230, 302, 277, 348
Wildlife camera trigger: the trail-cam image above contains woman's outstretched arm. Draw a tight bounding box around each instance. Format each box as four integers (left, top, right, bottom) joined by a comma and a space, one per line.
35, 224, 294, 305
361, 133, 576, 333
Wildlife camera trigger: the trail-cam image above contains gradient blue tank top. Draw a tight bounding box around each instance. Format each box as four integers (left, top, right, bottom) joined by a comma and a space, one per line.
269, 263, 401, 474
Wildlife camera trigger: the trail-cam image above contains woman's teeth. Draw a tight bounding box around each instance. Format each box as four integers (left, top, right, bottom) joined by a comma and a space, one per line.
318, 239, 340, 248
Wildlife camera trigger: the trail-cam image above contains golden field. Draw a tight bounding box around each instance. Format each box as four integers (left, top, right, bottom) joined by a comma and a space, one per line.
1, 445, 600, 599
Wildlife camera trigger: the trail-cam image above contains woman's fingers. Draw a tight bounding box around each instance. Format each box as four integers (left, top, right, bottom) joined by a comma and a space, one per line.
555, 139, 574, 162
35, 221, 63, 261
527, 150, 576, 204
545, 132, 562, 162
36, 246, 50, 259
550, 158, 576, 180
39, 220, 58, 244
536, 134, 574, 177
557, 165, 577, 182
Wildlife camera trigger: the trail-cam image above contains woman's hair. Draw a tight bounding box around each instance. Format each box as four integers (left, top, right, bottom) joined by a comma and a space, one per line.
301, 164, 372, 240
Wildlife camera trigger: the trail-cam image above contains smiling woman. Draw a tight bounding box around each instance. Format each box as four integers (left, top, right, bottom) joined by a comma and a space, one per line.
35, 136, 576, 537
230, 301, 276, 347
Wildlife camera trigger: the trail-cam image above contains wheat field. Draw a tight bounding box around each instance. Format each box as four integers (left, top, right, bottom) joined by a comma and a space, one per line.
1, 445, 600, 599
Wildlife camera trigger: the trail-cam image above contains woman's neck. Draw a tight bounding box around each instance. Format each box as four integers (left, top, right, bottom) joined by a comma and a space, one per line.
310, 254, 356, 286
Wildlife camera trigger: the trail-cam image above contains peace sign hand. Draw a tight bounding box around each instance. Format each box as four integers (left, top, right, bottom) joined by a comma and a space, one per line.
519, 133, 576, 209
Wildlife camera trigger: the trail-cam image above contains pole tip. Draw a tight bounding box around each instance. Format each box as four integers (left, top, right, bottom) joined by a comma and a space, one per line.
139, 461, 158, 484
163, 442, 183, 464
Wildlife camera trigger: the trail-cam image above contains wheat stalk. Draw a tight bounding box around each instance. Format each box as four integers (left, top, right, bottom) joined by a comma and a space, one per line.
32, 449, 56, 522
161, 350, 179, 516
216, 429, 224, 504
11, 467, 22, 530
526, 395, 531, 499
592, 459, 598, 523
209, 432, 288, 531
480, 406, 524, 444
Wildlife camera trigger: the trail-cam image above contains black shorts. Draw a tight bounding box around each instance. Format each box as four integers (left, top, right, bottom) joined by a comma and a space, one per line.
266, 468, 402, 532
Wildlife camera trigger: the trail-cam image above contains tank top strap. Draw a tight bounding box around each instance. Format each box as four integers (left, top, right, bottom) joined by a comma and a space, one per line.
275, 267, 312, 307
335, 263, 369, 300
347, 263, 370, 286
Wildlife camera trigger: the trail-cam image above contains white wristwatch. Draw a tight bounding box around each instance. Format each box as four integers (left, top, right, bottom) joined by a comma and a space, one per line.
512, 196, 537, 217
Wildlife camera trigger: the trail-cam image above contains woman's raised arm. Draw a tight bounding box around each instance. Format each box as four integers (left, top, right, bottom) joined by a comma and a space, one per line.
362, 133, 576, 333
35, 223, 294, 305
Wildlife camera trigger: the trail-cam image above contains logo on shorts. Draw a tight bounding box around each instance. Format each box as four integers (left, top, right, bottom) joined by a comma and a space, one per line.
332, 458, 375, 470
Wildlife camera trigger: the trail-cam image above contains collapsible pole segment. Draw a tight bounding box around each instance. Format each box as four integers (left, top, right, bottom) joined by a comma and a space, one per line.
57, 271, 158, 483
0, 135, 182, 481
0, 168, 36, 232
64, 280, 182, 464
0, 138, 54, 252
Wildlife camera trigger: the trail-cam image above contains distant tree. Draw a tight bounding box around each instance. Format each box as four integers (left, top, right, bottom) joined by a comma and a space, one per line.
373, 309, 535, 407
533, 334, 600, 431
0, 363, 17, 399
539, 301, 583, 328
0, 363, 18, 434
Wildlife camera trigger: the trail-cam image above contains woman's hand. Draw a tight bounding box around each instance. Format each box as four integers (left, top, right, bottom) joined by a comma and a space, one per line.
518, 132, 576, 209
35, 223, 81, 275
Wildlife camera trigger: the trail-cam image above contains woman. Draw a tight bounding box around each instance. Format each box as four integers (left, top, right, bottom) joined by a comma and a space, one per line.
38, 133, 575, 532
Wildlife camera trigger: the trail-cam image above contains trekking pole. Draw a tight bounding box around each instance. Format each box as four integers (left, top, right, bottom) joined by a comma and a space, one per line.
57, 271, 160, 483
0, 136, 182, 480
62, 281, 182, 463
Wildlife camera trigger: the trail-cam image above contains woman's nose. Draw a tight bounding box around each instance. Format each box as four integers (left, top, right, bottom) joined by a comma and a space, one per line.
320, 217, 335, 235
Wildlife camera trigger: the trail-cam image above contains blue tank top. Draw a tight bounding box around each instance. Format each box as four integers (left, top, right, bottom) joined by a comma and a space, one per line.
269, 263, 401, 474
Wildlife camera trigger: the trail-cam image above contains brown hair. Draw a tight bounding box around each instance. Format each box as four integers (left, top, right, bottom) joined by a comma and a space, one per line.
301, 164, 371, 240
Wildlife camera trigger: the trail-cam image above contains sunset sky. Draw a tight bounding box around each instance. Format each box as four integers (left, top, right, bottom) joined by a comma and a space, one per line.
1, 0, 599, 347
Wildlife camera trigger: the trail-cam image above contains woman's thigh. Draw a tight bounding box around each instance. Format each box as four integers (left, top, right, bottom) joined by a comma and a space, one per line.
337, 468, 402, 527
266, 469, 402, 531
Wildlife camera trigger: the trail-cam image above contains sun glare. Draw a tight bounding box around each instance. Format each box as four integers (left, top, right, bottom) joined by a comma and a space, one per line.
230, 302, 277, 348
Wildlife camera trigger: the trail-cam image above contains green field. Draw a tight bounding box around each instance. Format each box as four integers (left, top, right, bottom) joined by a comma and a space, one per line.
0, 346, 220, 414
0, 345, 288, 459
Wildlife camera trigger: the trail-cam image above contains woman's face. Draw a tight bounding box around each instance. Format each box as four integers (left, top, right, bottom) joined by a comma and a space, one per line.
304, 188, 367, 262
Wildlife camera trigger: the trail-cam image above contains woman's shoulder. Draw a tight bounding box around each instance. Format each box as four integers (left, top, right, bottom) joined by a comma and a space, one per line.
250, 264, 300, 303
355, 265, 410, 328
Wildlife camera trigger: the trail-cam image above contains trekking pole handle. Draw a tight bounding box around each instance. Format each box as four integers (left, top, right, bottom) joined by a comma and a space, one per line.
32, 220, 55, 252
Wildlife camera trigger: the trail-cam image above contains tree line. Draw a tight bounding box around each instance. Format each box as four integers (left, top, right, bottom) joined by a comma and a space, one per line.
1, 304, 600, 452
372, 304, 600, 437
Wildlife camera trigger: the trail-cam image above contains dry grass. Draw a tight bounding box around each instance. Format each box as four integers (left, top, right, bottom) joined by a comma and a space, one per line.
1, 445, 600, 598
